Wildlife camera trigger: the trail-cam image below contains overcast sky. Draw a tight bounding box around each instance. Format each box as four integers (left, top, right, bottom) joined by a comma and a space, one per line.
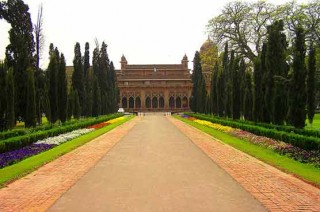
0, 0, 309, 69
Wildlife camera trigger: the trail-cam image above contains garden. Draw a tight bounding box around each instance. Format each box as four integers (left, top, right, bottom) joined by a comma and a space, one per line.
0, 114, 132, 187
178, 113, 320, 186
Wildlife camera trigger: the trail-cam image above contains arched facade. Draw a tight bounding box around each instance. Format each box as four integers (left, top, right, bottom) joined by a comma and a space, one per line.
117, 55, 192, 112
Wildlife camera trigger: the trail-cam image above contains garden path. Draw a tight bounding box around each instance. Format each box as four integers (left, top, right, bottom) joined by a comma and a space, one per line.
49, 115, 265, 211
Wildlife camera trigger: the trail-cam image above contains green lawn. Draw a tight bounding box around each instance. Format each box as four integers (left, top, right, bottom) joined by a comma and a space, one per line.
306, 113, 320, 129
175, 116, 320, 187
0, 115, 134, 187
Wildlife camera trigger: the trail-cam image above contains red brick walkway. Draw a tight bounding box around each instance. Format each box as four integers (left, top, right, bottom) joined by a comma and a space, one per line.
0, 117, 140, 211
168, 117, 320, 212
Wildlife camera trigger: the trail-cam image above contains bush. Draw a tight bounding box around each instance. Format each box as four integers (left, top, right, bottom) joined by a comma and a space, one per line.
186, 113, 320, 151
0, 114, 123, 153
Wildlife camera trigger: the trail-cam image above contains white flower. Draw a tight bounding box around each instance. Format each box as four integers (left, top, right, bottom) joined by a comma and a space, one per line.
35, 128, 95, 145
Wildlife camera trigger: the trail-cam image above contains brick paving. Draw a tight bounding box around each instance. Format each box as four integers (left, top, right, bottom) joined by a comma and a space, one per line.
0, 117, 140, 212
168, 117, 320, 212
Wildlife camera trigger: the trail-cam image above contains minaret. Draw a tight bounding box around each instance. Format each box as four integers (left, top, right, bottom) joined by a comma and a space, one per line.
181, 54, 188, 69
120, 55, 127, 70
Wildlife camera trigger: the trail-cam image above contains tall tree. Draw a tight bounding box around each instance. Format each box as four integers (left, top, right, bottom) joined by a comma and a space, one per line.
92, 76, 101, 117
0, 63, 7, 130
232, 56, 241, 119
239, 58, 246, 117
34, 3, 44, 124
48, 44, 59, 123
4, 0, 35, 122
25, 68, 36, 127
6, 68, 15, 129
98, 42, 110, 114
72, 42, 85, 114
190, 51, 206, 112
288, 26, 307, 128
266, 20, 288, 124
243, 71, 253, 120
67, 88, 74, 121
58, 53, 68, 123
307, 44, 316, 126
210, 62, 219, 115
222, 42, 229, 117
73, 90, 81, 119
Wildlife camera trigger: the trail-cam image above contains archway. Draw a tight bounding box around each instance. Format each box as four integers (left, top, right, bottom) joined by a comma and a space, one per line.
159, 96, 164, 108
145, 97, 151, 108
135, 97, 141, 108
169, 97, 175, 108
182, 96, 188, 108
176, 96, 181, 108
129, 97, 134, 108
152, 97, 158, 108
122, 97, 127, 108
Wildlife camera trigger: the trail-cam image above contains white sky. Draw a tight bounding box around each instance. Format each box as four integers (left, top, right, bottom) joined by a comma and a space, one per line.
0, 0, 309, 69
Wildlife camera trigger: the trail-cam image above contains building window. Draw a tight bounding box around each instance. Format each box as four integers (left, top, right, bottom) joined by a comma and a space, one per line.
146, 97, 151, 108
176, 96, 181, 108
182, 97, 188, 108
124, 82, 128, 86
152, 97, 158, 108
135, 97, 141, 108
169, 97, 175, 108
122, 97, 127, 108
159, 97, 164, 108
129, 97, 134, 108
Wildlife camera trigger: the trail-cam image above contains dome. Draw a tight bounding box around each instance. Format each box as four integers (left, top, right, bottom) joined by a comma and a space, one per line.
200, 38, 215, 53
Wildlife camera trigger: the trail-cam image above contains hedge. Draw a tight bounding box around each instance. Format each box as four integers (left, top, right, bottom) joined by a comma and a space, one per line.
0, 114, 123, 153
186, 113, 320, 151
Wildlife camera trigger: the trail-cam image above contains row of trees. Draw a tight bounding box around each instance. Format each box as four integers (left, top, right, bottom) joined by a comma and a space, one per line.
0, 0, 119, 131
191, 19, 317, 128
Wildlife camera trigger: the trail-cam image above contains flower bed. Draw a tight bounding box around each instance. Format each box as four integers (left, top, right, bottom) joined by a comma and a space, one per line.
0, 116, 128, 169
181, 115, 320, 167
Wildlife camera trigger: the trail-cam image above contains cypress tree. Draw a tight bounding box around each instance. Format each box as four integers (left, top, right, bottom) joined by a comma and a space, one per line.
222, 42, 229, 117
0, 63, 7, 130
72, 42, 85, 114
83, 42, 91, 116
307, 45, 316, 126
92, 76, 101, 117
190, 51, 204, 112
98, 42, 110, 114
48, 44, 59, 124
83, 42, 90, 78
6, 68, 15, 129
74, 90, 81, 119
243, 71, 253, 121
288, 26, 306, 128
266, 20, 288, 125
239, 58, 246, 117
226, 50, 234, 118
210, 62, 219, 115
232, 56, 241, 119
67, 88, 74, 121
4, 0, 35, 122
25, 68, 36, 128
58, 53, 68, 123
217, 66, 224, 117
254, 43, 266, 122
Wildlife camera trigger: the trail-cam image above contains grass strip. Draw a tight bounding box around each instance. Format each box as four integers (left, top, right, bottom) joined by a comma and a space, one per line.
175, 116, 320, 186
0, 115, 134, 188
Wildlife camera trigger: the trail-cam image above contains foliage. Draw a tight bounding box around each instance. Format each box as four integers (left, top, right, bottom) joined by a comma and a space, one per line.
186, 113, 320, 151
58, 54, 68, 123
288, 26, 306, 128
25, 68, 36, 128
307, 45, 316, 125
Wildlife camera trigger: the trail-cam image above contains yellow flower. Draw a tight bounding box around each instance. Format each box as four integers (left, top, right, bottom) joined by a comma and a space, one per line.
105, 116, 126, 124
194, 119, 233, 132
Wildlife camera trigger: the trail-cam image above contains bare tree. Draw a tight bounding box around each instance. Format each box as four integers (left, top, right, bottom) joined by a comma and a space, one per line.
34, 3, 44, 70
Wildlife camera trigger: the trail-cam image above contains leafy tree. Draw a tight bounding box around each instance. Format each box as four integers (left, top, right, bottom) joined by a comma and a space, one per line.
226, 50, 234, 118
307, 45, 316, 126
98, 42, 110, 114
25, 68, 36, 127
58, 53, 68, 123
210, 62, 219, 115
6, 68, 15, 129
83, 42, 90, 78
222, 42, 229, 117
3, 0, 35, 121
239, 58, 246, 117
288, 26, 307, 128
